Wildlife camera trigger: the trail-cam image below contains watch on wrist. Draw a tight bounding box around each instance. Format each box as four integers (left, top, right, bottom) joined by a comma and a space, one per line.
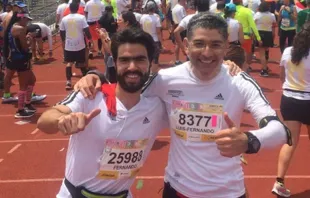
244, 132, 261, 154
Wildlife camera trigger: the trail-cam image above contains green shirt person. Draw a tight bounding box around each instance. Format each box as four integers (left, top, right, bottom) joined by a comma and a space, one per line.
297, 0, 310, 32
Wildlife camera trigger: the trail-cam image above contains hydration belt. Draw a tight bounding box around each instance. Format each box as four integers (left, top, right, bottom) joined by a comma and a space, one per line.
64, 178, 129, 198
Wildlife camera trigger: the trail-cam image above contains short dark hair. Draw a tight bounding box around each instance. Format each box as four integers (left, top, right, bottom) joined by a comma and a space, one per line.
258, 1, 270, 12
217, 1, 226, 10
194, 0, 210, 12
187, 13, 228, 40
111, 28, 155, 63
69, 2, 79, 13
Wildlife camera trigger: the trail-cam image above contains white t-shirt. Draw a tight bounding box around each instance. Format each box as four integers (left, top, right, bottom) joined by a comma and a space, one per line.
56, 92, 167, 198
84, 0, 105, 22
133, 12, 142, 23
60, 14, 88, 51
254, 12, 276, 32
172, 4, 186, 24
179, 14, 196, 30
56, 3, 68, 25
143, 62, 277, 198
280, 47, 310, 100
34, 22, 53, 51
0, 12, 8, 21
116, 0, 130, 18
243, 0, 261, 13
226, 18, 240, 42
142, 0, 162, 8
68, 0, 86, 7
210, 2, 218, 13
140, 14, 161, 42
167, 0, 178, 9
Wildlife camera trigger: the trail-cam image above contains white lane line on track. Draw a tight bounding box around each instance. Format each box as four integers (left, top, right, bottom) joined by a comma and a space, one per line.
0, 159, 3, 163
0, 175, 310, 183
7, 144, 22, 154
0, 135, 308, 144
30, 128, 39, 135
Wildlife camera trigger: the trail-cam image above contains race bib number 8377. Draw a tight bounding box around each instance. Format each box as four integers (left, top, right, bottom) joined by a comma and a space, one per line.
171, 100, 223, 142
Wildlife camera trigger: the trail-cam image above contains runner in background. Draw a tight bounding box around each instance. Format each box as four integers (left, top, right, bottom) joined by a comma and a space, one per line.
254, 1, 277, 77
2, 2, 46, 104
233, 0, 262, 73
84, 0, 105, 57
278, 0, 297, 54
60, 2, 93, 90
27, 22, 53, 61
224, 3, 245, 69
4, 13, 38, 118
56, 0, 69, 59
140, 1, 165, 73
272, 21, 310, 198
171, 0, 186, 65
56, 0, 69, 29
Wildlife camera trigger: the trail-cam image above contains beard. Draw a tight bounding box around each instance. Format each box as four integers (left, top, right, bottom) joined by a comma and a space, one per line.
116, 70, 150, 93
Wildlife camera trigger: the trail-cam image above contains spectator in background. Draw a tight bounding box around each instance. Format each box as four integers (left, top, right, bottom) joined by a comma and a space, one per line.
278, 0, 297, 54
297, 0, 310, 32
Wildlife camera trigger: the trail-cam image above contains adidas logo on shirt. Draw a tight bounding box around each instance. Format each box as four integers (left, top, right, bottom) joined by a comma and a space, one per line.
215, 93, 224, 100
143, 117, 150, 124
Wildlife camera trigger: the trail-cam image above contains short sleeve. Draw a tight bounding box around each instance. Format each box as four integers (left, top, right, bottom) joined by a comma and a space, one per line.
58, 91, 86, 113
271, 13, 276, 23
280, 47, 291, 68
82, 16, 89, 29
156, 15, 161, 27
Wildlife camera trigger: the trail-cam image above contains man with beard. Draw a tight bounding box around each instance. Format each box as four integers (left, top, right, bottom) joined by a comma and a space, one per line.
37, 28, 167, 198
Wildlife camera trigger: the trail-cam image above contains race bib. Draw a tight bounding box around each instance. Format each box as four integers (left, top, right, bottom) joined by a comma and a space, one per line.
97, 139, 148, 179
171, 100, 223, 142
281, 18, 290, 27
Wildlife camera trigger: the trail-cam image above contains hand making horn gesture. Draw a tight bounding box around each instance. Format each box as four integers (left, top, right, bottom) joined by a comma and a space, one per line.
215, 112, 248, 157
57, 109, 101, 135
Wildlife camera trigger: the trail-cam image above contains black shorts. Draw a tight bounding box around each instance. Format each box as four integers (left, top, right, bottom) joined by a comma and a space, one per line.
258, 30, 273, 48
27, 24, 42, 38
280, 94, 310, 125
6, 54, 32, 72
64, 48, 86, 63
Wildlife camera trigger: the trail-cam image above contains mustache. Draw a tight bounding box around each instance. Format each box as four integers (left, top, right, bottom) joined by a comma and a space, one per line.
122, 70, 143, 77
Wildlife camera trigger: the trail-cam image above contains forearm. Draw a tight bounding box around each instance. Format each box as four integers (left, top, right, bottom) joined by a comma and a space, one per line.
249, 120, 290, 150
37, 108, 68, 134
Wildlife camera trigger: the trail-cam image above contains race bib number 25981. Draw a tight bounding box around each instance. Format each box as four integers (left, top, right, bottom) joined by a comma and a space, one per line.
171, 100, 223, 142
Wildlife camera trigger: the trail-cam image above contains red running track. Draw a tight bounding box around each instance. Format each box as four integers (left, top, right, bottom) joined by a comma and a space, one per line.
0, 29, 309, 198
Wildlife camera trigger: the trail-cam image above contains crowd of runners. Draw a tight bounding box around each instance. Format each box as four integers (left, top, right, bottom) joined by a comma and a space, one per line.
1, 0, 310, 197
